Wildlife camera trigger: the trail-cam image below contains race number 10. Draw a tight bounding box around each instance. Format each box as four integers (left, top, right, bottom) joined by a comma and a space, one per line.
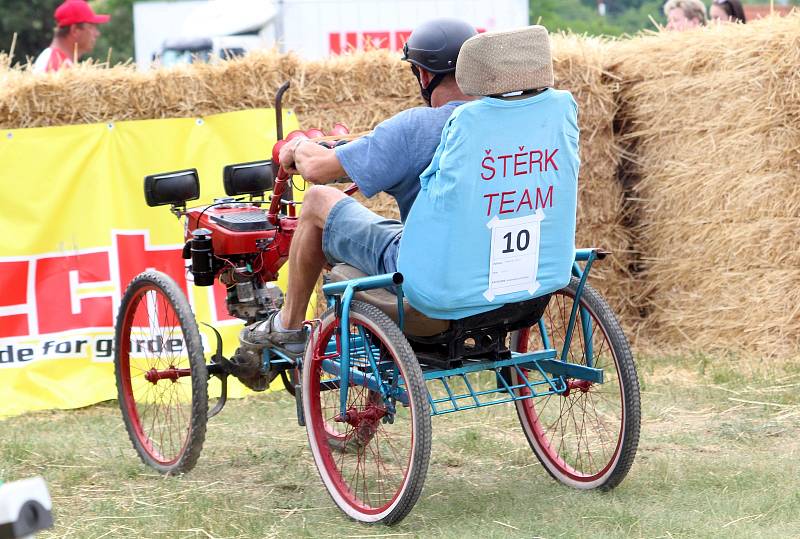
484, 211, 544, 302
502, 229, 531, 254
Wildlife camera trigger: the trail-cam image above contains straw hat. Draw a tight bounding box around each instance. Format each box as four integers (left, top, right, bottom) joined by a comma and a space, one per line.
455, 25, 554, 96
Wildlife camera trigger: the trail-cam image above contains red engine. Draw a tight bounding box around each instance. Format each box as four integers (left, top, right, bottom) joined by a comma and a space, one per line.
150, 118, 351, 323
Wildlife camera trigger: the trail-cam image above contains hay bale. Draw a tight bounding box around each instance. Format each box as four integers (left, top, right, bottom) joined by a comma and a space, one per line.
287, 49, 420, 133
551, 34, 638, 333
608, 13, 800, 357
0, 51, 299, 128
0, 41, 631, 336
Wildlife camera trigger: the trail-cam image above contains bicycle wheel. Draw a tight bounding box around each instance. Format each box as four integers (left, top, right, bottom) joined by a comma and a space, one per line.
303, 301, 431, 525
508, 277, 640, 490
115, 270, 208, 474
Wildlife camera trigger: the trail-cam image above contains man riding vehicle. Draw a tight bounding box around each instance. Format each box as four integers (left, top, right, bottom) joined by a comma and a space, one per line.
230, 18, 478, 387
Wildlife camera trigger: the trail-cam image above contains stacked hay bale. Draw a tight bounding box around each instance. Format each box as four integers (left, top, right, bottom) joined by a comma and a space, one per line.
0, 39, 631, 333
608, 13, 800, 357
0, 52, 299, 127
551, 35, 637, 332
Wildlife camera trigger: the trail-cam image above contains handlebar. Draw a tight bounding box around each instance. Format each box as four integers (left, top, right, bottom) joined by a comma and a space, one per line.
267, 124, 353, 225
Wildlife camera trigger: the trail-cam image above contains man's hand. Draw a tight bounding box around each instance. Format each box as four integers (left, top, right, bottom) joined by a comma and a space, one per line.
278, 138, 347, 185
278, 138, 301, 176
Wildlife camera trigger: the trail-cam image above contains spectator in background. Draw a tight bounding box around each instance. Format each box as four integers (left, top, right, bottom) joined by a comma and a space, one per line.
33, 0, 110, 73
664, 0, 707, 30
709, 0, 747, 23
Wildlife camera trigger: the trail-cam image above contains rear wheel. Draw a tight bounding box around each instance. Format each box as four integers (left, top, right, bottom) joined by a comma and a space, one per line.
303, 301, 431, 525
115, 271, 208, 474
509, 277, 640, 490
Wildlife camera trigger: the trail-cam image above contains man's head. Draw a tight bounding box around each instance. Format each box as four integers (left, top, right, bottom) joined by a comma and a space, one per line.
54, 0, 110, 55
664, 0, 707, 31
402, 18, 477, 106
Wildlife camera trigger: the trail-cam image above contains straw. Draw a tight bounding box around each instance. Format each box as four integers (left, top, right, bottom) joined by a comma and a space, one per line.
608, 11, 800, 357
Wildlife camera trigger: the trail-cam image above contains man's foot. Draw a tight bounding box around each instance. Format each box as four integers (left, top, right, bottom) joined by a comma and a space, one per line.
239, 310, 307, 358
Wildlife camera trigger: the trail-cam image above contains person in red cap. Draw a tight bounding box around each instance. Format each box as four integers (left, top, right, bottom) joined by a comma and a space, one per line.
33, 0, 111, 73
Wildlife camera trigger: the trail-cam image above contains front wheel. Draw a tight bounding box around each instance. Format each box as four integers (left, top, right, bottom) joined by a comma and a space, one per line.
114, 270, 208, 474
509, 277, 640, 490
303, 301, 431, 525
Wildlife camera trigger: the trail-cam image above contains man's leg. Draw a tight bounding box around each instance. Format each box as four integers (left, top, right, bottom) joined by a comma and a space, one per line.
238, 185, 346, 358
240, 186, 401, 360
280, 185, 347, 329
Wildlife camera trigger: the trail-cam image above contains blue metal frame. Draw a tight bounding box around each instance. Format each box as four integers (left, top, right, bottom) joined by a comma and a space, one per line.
318, 249, 605, 419
322, 273, 403, 418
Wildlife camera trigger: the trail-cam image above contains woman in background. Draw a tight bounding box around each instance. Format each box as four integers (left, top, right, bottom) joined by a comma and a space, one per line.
709, 0, 747, 23
664, 0, 707, 31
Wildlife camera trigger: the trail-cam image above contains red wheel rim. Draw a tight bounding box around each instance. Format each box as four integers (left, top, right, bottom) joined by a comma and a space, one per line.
308, 319, 415, 515
515, 291, 625, 483
118, 285, 194, 466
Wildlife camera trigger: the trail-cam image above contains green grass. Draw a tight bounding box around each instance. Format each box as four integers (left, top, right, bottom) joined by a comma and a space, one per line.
2, 355, 800, 538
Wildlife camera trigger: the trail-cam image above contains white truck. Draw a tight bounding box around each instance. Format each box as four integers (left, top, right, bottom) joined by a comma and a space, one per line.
133, 0, 529, 69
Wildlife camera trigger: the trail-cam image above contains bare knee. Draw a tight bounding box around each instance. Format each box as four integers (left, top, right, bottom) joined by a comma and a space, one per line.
300, 185, 347, 229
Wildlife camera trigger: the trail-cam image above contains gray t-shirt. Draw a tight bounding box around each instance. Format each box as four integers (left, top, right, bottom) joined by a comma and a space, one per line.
335, 101, 465, 222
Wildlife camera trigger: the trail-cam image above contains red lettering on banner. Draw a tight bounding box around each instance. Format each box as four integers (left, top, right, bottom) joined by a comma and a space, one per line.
345, 32, 358, 52
115, 233, 187, 298
329, 28, 484, 55
329, 30, 414, 55
394, 30, 411, 51
363, 31, 390, 50
0, 232, 199, 338
329, 32, 342, 55
36, 251, 113, 334
0, 261, 30, 338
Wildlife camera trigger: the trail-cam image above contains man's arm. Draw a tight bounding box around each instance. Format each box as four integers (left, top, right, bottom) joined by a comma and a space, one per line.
279, 139, 346, 185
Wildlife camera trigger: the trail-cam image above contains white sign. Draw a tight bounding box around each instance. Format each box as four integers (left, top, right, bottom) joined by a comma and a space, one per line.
483, 210, 544, 302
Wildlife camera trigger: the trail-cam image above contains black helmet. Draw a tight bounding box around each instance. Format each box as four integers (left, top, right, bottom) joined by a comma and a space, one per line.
402, 18, 477, 74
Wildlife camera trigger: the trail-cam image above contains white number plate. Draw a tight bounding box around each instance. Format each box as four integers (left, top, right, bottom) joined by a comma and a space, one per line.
483, 210, 544, 301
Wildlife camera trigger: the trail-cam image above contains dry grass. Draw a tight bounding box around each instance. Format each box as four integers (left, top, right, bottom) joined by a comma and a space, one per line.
3, 355, 800, 538
608, 12, 800, 357
551, 34, 637, 332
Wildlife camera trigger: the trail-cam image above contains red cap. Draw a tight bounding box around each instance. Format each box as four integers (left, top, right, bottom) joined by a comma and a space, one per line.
55, 1, 111, 27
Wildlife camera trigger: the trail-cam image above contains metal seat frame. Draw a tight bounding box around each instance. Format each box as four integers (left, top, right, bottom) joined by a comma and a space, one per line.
316, 248, 606, 418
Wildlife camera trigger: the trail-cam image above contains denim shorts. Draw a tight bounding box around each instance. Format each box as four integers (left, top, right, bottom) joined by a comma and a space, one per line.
322, 197, 403, 275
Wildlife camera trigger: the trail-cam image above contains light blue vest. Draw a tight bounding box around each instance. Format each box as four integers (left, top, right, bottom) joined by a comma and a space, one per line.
397, 89, 580, 319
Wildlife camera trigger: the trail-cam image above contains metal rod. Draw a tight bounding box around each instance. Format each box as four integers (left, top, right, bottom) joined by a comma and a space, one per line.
338, 284, 354, 417
323, 272, 403, 296
274, 81, 290, 141
421, 349, 556, 381
562, 250, 596, 365
581, 304, 594, 367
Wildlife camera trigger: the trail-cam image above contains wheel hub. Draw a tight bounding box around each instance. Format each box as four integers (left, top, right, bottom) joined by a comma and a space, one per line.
563, 378, 593, 396
144, 365, 188, 384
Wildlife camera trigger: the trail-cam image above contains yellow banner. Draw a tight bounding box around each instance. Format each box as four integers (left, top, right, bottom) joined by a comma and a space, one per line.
0, 109, 300, 418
